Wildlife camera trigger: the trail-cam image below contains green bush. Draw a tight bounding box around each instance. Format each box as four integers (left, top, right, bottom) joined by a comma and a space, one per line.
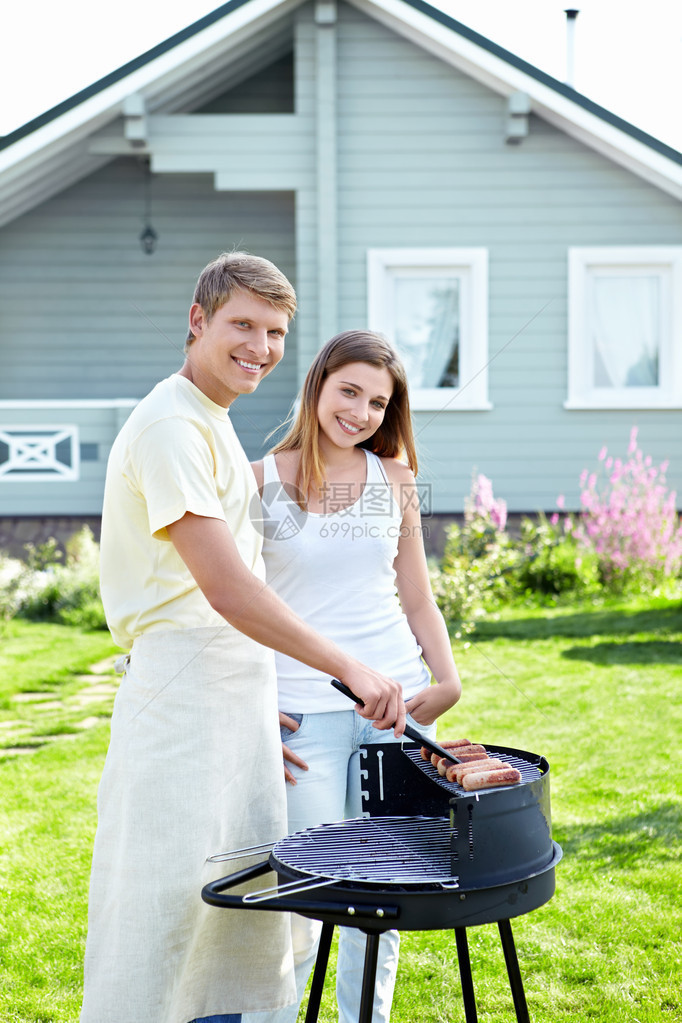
4, 527, 107, 629
432, 475, 518, 627
513, 513, 600, 597
430, 443, 682, 630
0, 553, 24, 623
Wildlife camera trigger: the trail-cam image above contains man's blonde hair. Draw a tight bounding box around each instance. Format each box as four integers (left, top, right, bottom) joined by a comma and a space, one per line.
185, 251, 297, 350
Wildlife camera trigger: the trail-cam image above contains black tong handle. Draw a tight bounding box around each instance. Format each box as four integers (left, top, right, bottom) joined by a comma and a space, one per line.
330, 679, 463, 765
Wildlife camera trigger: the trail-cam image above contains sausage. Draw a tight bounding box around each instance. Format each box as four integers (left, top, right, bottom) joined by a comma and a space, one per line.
445, 759, 501, 784
435, 744, 486, 761
430, 745, 486, 768
445, 759, 506, 784
461, 768, 522, 790
448, 751, 489, 763
421, 739, 472, 762
438, 754, 478, 776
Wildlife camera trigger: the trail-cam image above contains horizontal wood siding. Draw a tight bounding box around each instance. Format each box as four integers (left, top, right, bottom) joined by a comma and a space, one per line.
195, 52, 295, 113
333, 3, 682, 512
2, 2, 681, 520
148, 114, 315, 188
0, 163, 296, 513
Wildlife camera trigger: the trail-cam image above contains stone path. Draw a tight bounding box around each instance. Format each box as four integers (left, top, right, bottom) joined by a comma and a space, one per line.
1, 654, 120, 757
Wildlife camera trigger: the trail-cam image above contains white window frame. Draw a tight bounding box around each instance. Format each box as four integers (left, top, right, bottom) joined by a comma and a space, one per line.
566, 246, 682, 409
367, 247, 490, 411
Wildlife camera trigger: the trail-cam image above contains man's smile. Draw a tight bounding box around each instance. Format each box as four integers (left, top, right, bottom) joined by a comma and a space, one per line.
233, 356, 265, 373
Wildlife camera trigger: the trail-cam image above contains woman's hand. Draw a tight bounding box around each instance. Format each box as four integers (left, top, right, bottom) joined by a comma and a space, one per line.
280, 712, 309, 785
405, 679, 462, 727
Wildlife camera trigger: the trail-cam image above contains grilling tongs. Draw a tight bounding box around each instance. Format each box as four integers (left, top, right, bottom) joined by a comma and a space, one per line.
331, 679, 464, 765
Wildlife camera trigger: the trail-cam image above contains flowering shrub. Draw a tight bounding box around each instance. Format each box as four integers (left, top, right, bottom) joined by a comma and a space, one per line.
573, 428, 682, 591
3, 527, 106, 629
462, 473, 508, 557
434, 474, 517, 626
431, 438, 682, 627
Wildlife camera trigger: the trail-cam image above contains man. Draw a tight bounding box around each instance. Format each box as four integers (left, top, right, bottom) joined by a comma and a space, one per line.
81, 252, 405, 1023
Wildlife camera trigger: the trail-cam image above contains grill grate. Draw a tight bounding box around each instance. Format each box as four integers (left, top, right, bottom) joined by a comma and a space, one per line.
404, 746, 543, 794
272, 816, 459, 887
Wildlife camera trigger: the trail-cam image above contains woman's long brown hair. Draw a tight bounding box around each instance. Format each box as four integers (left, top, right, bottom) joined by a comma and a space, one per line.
271, 330, 418, 509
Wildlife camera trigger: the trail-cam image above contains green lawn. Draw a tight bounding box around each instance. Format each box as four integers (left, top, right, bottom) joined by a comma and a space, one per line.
0, 600, 680, 1022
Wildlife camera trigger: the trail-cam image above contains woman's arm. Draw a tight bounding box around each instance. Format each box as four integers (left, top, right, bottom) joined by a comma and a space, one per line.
383, 462, 462, 727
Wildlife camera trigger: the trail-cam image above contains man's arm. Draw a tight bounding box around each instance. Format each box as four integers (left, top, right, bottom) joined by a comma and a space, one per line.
166, 512, 406, 735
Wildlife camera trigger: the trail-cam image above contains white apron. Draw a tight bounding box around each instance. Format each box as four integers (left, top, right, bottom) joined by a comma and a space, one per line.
81, 626, 296, 1023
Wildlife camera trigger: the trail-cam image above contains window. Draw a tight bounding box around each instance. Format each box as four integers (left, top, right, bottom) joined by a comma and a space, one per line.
367, 248, 490, 411
567, 247, 682, 409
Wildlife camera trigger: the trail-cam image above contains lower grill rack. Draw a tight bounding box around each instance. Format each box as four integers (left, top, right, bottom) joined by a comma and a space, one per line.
271, 815, 460, 889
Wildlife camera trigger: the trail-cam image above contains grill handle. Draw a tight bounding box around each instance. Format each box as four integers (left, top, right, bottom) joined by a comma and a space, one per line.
202, 860, 400, 923
330, 680, 463, 765
243, 875, 345, 903
207, 841, 275, 863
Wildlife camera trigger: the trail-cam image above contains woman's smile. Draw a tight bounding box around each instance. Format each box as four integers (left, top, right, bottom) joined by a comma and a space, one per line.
336, 416, 362, 435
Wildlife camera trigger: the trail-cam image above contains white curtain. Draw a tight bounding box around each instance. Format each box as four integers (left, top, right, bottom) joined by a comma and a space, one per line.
590, 274, 659, 388
394, 275, 459, 387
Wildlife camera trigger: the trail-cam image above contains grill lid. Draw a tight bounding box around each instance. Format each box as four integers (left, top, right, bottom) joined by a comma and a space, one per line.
271, 816, 459, 888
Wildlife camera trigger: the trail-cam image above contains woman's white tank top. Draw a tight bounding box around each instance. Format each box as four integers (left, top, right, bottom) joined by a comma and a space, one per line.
260, 449, 430, 711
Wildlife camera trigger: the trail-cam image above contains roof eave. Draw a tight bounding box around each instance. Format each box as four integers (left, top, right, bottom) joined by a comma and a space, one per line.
0, 0, 680, 215
350, 0, 682, 200
0, 0, 300, 170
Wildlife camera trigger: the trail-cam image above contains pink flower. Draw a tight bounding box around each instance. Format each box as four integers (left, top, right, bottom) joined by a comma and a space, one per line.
628, 426, 638, 454
574, 429, 681, 585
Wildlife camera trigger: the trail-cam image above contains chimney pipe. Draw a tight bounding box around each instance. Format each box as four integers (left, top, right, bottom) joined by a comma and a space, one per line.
564, 8, 579, 87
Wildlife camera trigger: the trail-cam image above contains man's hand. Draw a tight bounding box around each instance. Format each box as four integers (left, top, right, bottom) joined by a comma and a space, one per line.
340, 667, 406, 738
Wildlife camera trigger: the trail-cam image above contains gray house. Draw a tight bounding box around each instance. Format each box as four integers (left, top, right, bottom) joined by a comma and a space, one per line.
1, 0, 681, 550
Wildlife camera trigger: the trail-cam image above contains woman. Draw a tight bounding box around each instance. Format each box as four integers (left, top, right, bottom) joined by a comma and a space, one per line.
250, 330, 461, 1023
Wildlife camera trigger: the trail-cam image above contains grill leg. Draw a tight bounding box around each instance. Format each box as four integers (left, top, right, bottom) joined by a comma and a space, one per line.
357, 931, 381, 1023
497, 919, 530, 1023
304, 921, 335, 1023
454, 927, 478, 1023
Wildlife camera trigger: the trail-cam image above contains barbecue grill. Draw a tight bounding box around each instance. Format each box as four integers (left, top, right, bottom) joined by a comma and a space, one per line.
202, 741, 562, 1023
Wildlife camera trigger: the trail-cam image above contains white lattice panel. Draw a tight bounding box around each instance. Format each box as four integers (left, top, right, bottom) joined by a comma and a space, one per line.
0, 426, 80, 481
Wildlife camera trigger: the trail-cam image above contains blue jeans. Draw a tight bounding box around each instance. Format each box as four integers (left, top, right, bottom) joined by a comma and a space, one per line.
246, 709, 437, 1023
190, 1016, 241, 1022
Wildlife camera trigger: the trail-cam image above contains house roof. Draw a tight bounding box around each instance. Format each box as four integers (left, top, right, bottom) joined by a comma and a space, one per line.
1, 0, 680, 227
